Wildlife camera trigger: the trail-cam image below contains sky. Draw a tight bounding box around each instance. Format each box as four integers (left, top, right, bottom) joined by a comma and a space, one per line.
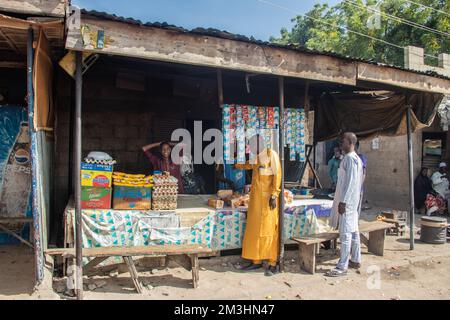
72, 0, 341, 41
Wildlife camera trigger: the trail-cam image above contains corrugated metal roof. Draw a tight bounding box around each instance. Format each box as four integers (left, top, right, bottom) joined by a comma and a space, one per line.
81, 9, 450, 81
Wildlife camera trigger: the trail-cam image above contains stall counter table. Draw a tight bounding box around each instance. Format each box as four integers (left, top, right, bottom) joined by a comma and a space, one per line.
64, 195, 333, 256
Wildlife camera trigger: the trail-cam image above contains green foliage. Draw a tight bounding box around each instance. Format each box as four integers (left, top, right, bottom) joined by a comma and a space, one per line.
270, 0, 450, 67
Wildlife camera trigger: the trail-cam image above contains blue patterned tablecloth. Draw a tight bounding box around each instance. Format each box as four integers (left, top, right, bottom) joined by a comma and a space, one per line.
65, 199, 333, 252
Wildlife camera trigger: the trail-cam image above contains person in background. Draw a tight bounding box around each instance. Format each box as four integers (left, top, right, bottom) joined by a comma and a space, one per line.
414, 167, 432, 214
234, 134, 282, 276
431, 162, 449, 200
326, 132, 364, 277
142, 141, 184, 193
215, 163, 246, 193
327, 147, 342, 190
428, 162, 449, 214
355, 141, 367, 183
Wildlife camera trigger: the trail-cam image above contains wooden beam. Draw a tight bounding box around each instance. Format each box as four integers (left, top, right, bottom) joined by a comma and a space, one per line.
45, 244, 213, 257
66, 16, 358, 86
0, 0, 66, 18
0, 28, 21, 54
0, 61, 25, 68
357, 62, 450, 95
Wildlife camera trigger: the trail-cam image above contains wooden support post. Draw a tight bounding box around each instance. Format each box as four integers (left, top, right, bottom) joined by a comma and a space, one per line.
406, 105, 415, 250
123, 256, 143, 294
368, 230, 386, 256
190, 254, 199, 289
298, 243, 316, 274
278, 76, 285, 272
217, 69, 224, 106
74, 50, 83, 300
303, 81, 310, 119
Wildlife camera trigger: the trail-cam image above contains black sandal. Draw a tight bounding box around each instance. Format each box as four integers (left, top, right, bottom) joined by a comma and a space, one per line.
234, 262, 262, 270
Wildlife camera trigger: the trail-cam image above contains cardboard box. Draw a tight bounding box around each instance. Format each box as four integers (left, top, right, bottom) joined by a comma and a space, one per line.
208, 198, 224, 209
113, 186, 152, 210
217, 189, 233, 200
81, 187, 112, 209
81, 162, 113, 187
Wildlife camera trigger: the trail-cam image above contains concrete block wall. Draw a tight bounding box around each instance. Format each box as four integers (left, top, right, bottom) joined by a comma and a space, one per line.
81, 109, 154, 173
53, 99, 156, 241
404, 46, 450, 78
315, 131, 422, 210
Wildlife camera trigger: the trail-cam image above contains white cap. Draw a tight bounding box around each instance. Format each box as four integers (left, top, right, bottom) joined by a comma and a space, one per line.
439, 162, 447, 168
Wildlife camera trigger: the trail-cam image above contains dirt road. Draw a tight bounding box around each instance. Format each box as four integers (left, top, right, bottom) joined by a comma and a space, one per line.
2, 233, 449, 300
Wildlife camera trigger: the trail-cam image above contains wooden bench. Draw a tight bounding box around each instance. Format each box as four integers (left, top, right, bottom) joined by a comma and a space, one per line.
291, 221, 392, 274
45, 244, 212, 293
0, 217, 34, 249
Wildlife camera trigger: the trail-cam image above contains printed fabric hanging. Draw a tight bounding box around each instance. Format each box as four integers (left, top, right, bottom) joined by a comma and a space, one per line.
222, 104, 305, 163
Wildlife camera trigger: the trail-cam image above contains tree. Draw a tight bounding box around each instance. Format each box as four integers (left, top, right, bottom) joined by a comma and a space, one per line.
270, 0, 450, 67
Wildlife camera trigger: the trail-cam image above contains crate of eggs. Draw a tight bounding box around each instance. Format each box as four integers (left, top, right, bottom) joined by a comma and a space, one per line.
152, 172, 178, 210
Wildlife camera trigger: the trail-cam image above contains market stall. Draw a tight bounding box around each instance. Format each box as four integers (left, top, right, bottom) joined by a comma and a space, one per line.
64, 195, 333, 260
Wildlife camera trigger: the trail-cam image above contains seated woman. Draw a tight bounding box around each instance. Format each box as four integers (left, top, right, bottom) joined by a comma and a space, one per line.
414, 167, 432, 214
215, 163, 246, 193
142, 141, 184, 193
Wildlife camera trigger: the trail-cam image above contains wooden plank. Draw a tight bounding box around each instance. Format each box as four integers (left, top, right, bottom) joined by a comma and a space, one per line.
358, 62, 450, 95
292, 231, 339, 245
66, 17, 358, 86
292, 221, 391, 245
45, 244, 213, 257
83, 256, 108, 274
359, 221, 392, 233
298, 242, 316, 274
0, 217, 34, 223
190, 254, 199, 289
0, 28, 21, 54
166, 254, 192, 271
368, 229, 386, 256
0, 0, 66, 17
123, 256, 143, 294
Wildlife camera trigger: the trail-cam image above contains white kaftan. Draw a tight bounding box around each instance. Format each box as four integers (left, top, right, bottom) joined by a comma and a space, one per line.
330, 151, 363, 233
431, 171, 449, 199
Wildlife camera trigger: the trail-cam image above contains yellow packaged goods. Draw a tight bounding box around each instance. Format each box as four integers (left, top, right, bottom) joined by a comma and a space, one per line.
112, 172, 153, 187
81, 163, 113, 187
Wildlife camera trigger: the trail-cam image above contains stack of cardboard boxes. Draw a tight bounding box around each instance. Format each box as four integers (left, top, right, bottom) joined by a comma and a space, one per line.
80, 163, 113, 209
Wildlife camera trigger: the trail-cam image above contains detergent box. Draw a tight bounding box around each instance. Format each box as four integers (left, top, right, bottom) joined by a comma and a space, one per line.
113, 186, 152, 210
81, 162, 113, 187
81, 187, 112, 209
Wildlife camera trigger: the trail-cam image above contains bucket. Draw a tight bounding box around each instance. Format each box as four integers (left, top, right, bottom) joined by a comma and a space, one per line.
420, 216, 448, 244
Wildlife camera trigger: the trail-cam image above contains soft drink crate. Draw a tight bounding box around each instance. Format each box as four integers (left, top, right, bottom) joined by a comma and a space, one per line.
81, 162, 113, 187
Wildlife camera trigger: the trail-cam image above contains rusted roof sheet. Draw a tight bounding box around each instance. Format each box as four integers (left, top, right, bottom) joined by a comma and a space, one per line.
80, 9, 450, 81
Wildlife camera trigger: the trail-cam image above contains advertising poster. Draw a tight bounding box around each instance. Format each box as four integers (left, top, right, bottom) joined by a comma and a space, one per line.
0, 105, 32, 244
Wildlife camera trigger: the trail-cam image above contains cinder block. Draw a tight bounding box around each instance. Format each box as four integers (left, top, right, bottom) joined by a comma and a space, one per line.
115, 126, 139, 139
101, 138, 124, 151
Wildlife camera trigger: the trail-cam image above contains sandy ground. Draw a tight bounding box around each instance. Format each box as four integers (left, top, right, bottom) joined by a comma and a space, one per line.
1, 209, 449, 300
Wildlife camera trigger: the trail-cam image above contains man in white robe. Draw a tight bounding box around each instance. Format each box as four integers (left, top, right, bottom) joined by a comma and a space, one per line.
326, 132, 363, 277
